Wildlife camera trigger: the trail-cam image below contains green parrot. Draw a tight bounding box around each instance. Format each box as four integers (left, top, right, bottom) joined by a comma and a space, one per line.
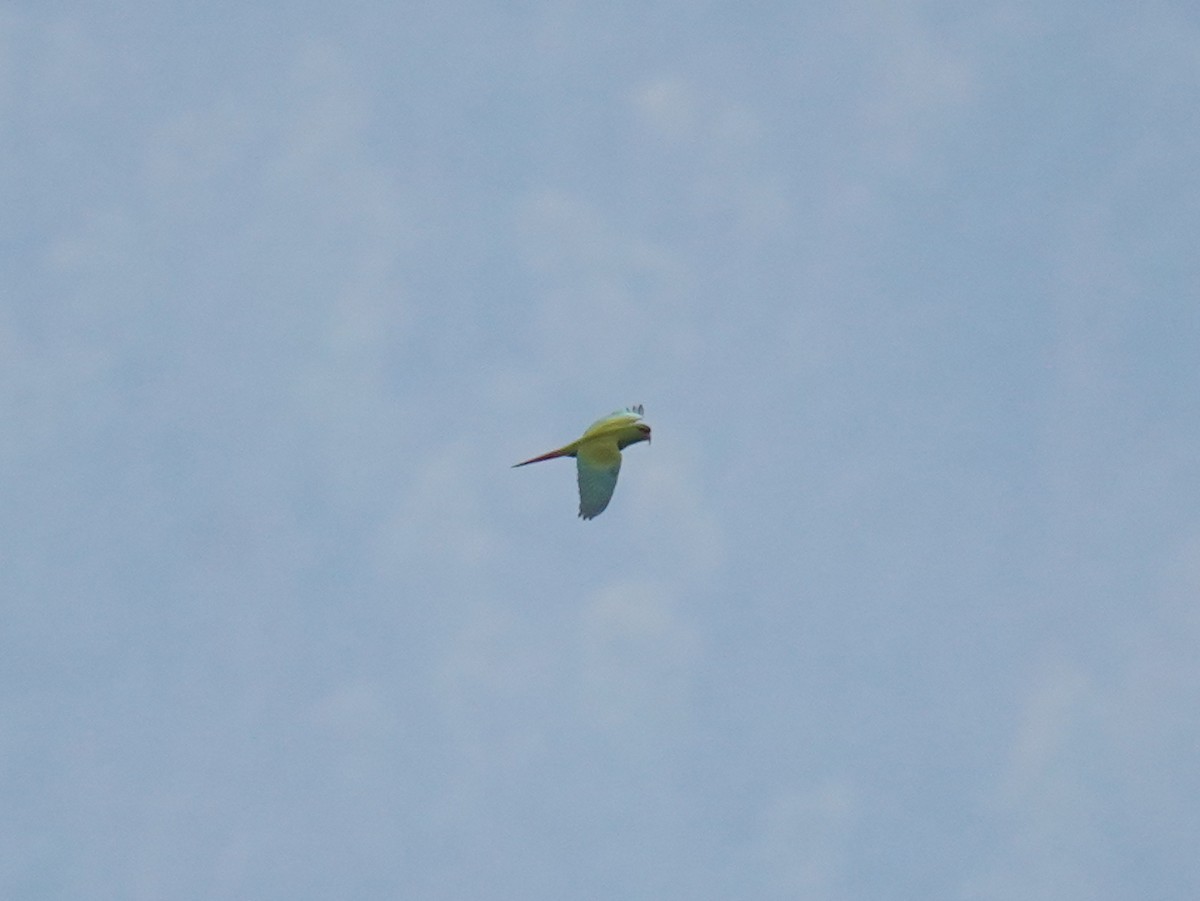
513, 405, 651, 519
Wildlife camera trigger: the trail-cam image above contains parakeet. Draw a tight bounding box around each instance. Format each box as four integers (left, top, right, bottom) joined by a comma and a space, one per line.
513, 405, 651, 520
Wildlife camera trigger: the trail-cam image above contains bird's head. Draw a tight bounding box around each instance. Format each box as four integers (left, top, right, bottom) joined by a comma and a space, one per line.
620, 421, 651, 449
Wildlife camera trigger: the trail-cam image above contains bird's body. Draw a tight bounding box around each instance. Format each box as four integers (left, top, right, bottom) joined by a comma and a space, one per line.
513, 405, 651, 519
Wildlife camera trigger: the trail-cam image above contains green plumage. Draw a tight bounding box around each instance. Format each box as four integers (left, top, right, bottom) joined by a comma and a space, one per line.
512, 406, 651, 519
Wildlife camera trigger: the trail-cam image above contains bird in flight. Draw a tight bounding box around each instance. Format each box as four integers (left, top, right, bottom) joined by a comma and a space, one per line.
513, 405, 651, 519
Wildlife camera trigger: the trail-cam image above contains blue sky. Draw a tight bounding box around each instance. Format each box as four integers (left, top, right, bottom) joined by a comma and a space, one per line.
4, 2, 1199, 898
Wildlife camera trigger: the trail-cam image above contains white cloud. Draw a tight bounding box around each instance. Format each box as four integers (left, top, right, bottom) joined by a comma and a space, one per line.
630, 75, 791, 235
630, 430, 726, 582
631, 76, 698, 142
848, 1, 976, 166
6, 3, 1199, 898
376, 439, 503, 573
750, 779, 857, 898
998, 660, 1092, 804
577, 579, 700, 737
513, 189, 694, 390
969, 659, 1104, 901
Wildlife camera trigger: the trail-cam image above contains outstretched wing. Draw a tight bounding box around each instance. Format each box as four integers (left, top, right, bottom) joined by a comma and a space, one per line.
575, 439, 622, 520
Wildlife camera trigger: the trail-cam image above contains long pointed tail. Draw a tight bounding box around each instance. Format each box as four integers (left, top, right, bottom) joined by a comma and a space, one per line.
512, 447, 572, 468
